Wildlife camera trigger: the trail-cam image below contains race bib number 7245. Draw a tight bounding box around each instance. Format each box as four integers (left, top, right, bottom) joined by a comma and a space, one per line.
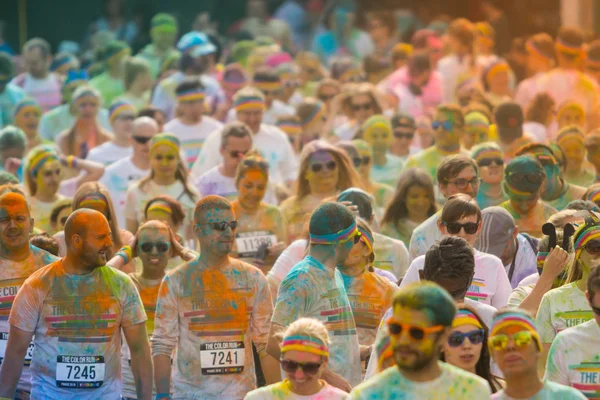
200, 341, 245, 375
56, 355, 105, 389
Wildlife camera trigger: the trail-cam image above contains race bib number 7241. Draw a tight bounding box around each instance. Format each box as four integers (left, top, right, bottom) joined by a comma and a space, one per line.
200, 341, 245, 375
56, 355, 105, 389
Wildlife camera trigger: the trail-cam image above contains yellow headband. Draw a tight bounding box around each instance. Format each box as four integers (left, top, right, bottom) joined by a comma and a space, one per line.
452, 310, 483, 329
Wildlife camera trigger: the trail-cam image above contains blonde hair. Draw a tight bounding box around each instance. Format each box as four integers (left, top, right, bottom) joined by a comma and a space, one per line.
124, 57, 151, 90
24, 145, 61, 197
280, 318, 330, 354
234, 149, 269, 187
341, 83, 384, 117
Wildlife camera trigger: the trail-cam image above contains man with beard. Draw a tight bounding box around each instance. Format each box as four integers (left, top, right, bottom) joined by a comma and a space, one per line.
152, 195, 278, 398
0, 192, 58, 398
350, 281, 491, 399
0, 209, 151, 400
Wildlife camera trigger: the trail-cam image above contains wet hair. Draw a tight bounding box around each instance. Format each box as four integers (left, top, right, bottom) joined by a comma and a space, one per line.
30, 233, 59, 256
220, 121, 253, 149
441, 194, 482, 224
309, 202, 355, 237
566, 200, 598, 212
382, 168, 437, 227
144, 195, 186, 227
423, 236, 474, 300
588, 263, 600, 300
525, 92, 555, 124
235, 150, 269, 187
437, 154, 478, 187
124, 57, 150, 90
50, 198, 73, 228
193, 195, 232, 223
392, 281, 457, 327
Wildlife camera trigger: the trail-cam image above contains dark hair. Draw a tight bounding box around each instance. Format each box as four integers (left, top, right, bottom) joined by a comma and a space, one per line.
179, 53, 207, 74
144, 195, 186, 226
441, 194, 482, 224
566, 200, 598, 211
437, 155, 479, 186
587, 39, 600, 66
382, 168, 436, 226
30, 233, 59, 256
528, 33, 555, 61
309, 202, 355, 237
175, 77, 205, 96
408, 51, 431, 77
50, 198, 73, 227
252, 67, 280, 84
525, 93, 555, 124
557, 26, 584, 59
137, 106, 166, 121
220, 121, 253, 149
0, 52, 14, 76
367, 11, 397, 35
423, 236, 474, 300
588, 262, 600, 300
330, 57, 359, 81
23, 37, 51, 57
393, 281, 457, 327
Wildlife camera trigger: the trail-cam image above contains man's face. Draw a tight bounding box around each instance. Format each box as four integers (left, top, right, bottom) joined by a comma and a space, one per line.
439, 166, 479, 199
111, 114, 135, 138
79, 217, 113, 268
194, 207, 236, 256
237, 108, 263, 133
178, 99, 204, 120
0, 199, 32, 251
130, 122, 158, 159
24, 47, 49, 78
491, 325, 540, 378
152, 29, 177, 50
363, 126, 392, 152
433, 110, 463, 149
220, 135, 252, 171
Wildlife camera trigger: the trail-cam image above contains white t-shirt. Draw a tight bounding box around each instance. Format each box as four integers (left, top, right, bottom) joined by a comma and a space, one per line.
164, 116, 223, 169
400, 249, 512, 308
536, 282, 594, 344
191, 123, 298, 184
86, 141, 132, 166
545, 319, 600, 397
408, 211, 442, 261
99, 157, 149, 229
492, 380, 586, 399
244, 380, 349, 400
372, 232, 409, 281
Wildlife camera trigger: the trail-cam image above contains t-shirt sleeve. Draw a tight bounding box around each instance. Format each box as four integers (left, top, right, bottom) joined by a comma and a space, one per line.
8, 279, 43, 333
544, 332, 570, 385
491, 260, 512, 309
120, 275, 147, 328
271, 270, 308, 327
507, 286, 530, 308
249, 270, 273, 355
152, 274, 179, 357
536, 293, 556, 343
398, 258, 422, 288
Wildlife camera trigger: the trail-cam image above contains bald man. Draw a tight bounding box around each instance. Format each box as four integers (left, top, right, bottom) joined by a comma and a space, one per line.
0, 209, 152, 400
99, 116, 159, 228
0, 192, 58, 398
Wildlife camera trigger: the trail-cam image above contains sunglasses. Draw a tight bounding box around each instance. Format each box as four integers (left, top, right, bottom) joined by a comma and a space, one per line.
507, 172, 544, 185
448, 329, 485, 347
432, 120, 453, 131
352, 102, 373, 112
489, 330, 537, 351
387, 318, 444, 340
446, 177, 480, 190
139, 242, 170, 253
310, 161, 337, 173
199, 220, 239, 231
242, 159, 269, 170
442, 221, 479, 235
394, 132, 415, 140
280, 359, 322, 376
477, 158, 504, 167
230, 150, 249, 159
318, 93, 336, 102
132, 136, 152, 144
352, 157, 362, 168
585, 240, 600, 255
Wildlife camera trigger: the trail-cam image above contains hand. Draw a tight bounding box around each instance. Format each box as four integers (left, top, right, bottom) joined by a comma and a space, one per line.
3, 157, 21, 175
541, 246, 570, 281
169, 227, 185, 257
339, 201, 359, 217
268, 242, 286, 258
322, 369, 352, 393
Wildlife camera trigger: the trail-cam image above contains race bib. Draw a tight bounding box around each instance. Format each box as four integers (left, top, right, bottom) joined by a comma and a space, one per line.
56, 355, 105, 389
235, 231, 277, 257
0, 332, 34, 366
200, 341, 245, 375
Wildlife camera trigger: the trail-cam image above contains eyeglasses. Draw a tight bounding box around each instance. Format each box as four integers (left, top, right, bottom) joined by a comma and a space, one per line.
310, 161, 337, 173
489, 331, 537, 351
446, 177, 480, 190
585, 240, 600, 255
448, 329, 485, 347
280, 359, 322, 376
477, 158, 504, 167
242, 159, 269, 170
387, 318, 444, 340
132, 136, 152, 144
352, 102, 373, 112
230, 150, 249, 159
198, 220, 239, 231
394, 132, 415, 140
442, 221, 479, 235
507, 172, 544, 185
432, 120, 453, 131
139, 242, 170, 253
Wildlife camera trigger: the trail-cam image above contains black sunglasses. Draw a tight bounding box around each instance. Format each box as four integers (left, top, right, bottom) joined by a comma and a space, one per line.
140, 242, 170, 253
478, 158, 504, 167
280, 359, 322, 376
446, 178, 480, 190
310, 161, 337, 173
199, 220, 239, 231
318, 93, 336, 102
352, 102, 372, 112
394, 132, 415, 140
242, 159, 269, 170
447, 329, 485, 347
442, 221, 479, 235
507, 172, 544, 185
585, 240, 600, 255
132, 136, 152, 144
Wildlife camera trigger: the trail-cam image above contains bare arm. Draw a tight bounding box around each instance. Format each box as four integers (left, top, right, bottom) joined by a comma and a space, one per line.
59, 156, 106, 188
259, 353, 281, 384
153, 354, 172, 394
123, 322, 153, 400
0, 325, 34, 398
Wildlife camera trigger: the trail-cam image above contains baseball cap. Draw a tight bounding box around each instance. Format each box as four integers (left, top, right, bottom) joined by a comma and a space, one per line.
475, 206, 516, 259
337, 187, 374, 221
391, 112, 416, 131
177, 31, 216, 57
494, 101, 523, 137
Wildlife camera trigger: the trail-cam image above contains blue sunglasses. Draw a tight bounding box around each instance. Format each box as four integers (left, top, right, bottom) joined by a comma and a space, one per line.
432, 120, 453, 131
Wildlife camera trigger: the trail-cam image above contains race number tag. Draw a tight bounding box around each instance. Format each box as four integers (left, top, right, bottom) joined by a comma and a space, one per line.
0, 332, 34, 366
235, 231, 277, 257
56, 355, 105, 388
200, 341, 245, 375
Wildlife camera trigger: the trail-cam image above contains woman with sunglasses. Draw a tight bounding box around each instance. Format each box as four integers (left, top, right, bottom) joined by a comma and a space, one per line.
296, 98, 330, 147
381, 168, 437, 247
557, 126, 595, 187
472, 142, 507, 209
441, 304, 503, 393
462, 107, 492, 150
536, 216, 600, 368
125, 133, 200, 243
245, 318, 348, 399
360, 115, 404, 188
401, 193, 512, 308
231, 151, 288, 274
499, 155, 557, 238
333, 83, 382, 142
280, 141, 360, 242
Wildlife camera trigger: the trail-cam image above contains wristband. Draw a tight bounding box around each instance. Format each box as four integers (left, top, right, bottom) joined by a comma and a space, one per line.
116, 245, 132, 264
66, 155, 78, 169
155, 394, 172, 400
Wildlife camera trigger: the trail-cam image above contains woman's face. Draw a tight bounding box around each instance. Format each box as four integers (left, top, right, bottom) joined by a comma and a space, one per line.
558, 107, 585, 128
343, 234, 370, 268
363, 126, 392, 153
559, 137, 585, 170
304, 150, 339, 194
350, 94, 376, 123
237, 169, 268, 210
77, 96, 100, 119
150, 144, 179, 181
36, 160, 62, 196
405, 185, 432, 221
137, 226, 171, 275
282, 349, 326, 391
477, 153, 504, 185
463, 126, 489, 150
488, 70, 510, 95
578, 239, 600, 273
15, 109, 41, 137
442, 324, 483, 373
438, 214, 480, 245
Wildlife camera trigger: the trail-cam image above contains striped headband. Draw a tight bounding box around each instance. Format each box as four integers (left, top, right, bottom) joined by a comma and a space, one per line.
63, 70, 88, 89
78, 193, 108, 210
72, 87, 100, 105
557, 128, 584, 146
281, 335, 329, 358
586, 188, 600, 204
452, 309, 483, 329
29, 150, 59, 178
536, 251, 548, 269
526, 40, 552, 61
486, 62, 510, 82
109, 101, 136, 122
490, 312, 541, 350
503, 180, 539, 200
301, 103, 326, 127
177, 88, 206, 102
107, 47, 131, 64
51, 54, 74, 72
147, 201, 173, 215
254, 81, 282, 92
309, 220, 359, 245
556, 38, 583, 57
151, 14, 177, 33
14, 99, 41, 117
472, 147, 501, 162
574, 224, 600, 258
357, 225, 373, 253
150, 133, 180, 154
276, 121, 302, 136
465, 112, 490, 128
234, 96, 265, 112
557, 103, 585, 122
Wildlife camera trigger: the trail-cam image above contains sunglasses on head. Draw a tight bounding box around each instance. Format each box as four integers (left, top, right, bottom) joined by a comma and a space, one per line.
230, 150, 249, 159
352, 102, 373, 112
477, 158, 504, 167
442, 221, 479, 235
132, 136, 152, 144
394, 131, 415, 140
446, 177, 480, 190
489, 330, 537, 351
199, 220, 239, 231
310, 160, 337, 173
448, 329, 485, 347
432, 120, 453, 131
242, 159, 269, 170
280, 359, 322, 376
507, 172, 544, 185
139, 242, 170, 253
585, 239, 600, 255
387, 318, 444, 340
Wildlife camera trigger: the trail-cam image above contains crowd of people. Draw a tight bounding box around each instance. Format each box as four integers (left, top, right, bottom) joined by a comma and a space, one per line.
0, 0, 600, 399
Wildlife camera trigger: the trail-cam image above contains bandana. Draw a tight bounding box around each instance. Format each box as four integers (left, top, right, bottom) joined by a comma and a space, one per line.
465, 112, 490, 128
147, 201, 173, 215
556, 38, 583, 57
276, 120, 302, 136
233, 95, 265, 112
29, 149, 59, 178
150, 133, 180, 154
14, 99, 41, 117
490, 312, 541, 349
452, 309, 483, 329
177, 88, 206, 102
301, 102, 326, 127
536, 251, 548, 269
526, 39, 553, 61
281, 335, 329, 358
309, 220, 359, 245
109, 100, 136, 122
151, 13, 177, 33
78, 193, 108, 210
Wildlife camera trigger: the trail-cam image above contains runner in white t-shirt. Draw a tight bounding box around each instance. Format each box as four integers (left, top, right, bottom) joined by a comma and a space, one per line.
99, 116, 158, 228
86, 100, 136, 166
164, 77, 223, 169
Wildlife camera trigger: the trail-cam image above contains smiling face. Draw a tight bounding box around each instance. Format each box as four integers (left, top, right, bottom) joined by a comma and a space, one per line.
442, 324, 483, 372
237, 108, 264, 133
194, 207, 236, 256
282, 349, 326, 392
0, 196, 33, 252
137, 224, 171, 275
237, 169, 268, 210
476, 151, 504, 185
405, 185, 432, 222
36, 159, 62, 198
77, 214, 113, 268
150, 144, 179, 181
304, 150, 339, 195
